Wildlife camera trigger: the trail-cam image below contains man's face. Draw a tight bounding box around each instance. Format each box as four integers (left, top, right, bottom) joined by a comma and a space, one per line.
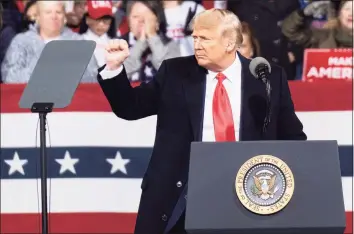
192, 18, 230, 70
38, 2, 66, 35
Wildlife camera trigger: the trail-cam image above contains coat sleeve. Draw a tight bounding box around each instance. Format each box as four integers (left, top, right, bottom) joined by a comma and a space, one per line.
277, 67, 307, 140
97, 59, 168, 120
281, 9, 327, 48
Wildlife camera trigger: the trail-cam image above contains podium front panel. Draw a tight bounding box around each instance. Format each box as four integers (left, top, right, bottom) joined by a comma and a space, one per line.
185, 141, 345, 234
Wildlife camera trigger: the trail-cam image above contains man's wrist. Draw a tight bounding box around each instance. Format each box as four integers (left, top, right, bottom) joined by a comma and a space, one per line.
105, 63, 123, 71
100, 65, 124, 80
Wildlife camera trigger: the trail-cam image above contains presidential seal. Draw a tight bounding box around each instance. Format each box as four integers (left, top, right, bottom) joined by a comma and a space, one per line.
235, 155, 294, 215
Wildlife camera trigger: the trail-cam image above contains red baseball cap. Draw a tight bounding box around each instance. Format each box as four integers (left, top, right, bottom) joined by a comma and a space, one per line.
87, 0, 113, 19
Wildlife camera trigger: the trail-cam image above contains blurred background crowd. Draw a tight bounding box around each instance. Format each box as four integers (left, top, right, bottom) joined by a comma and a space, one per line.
0, 0, 352, 85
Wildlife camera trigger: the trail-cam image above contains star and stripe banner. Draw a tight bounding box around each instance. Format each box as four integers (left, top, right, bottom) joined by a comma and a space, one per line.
0, 81, 353, 233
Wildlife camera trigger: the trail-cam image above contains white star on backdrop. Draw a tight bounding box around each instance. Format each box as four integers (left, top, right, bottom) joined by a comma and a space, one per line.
4, 152, 28, 175
55, 151, 79, 174
106, 151, 130, 175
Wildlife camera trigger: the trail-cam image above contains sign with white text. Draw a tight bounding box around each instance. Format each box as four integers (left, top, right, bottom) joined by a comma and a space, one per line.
302, 49, 353, 81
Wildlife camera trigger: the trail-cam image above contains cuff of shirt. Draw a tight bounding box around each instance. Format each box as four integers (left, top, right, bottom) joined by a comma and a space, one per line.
99, 65, 124, 80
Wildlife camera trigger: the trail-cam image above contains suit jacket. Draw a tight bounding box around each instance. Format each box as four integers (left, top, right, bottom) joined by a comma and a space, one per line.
97, 53, 307, 234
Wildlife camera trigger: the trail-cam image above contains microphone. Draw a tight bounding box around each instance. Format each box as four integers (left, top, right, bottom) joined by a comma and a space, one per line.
249, 57, 272, 138
249, 57, 272, 84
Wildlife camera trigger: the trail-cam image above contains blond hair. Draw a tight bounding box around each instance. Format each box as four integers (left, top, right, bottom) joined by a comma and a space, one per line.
192, 8, 243, 47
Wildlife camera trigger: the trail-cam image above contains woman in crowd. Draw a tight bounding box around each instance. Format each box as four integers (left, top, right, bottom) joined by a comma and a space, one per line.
66, 0, 87, 33
80, 0, 117, 67
162, 0, 204, 56
21, 0, 38, 32
238, 22, 261, 59
119, 0, 180, 82
282, 0, 353, 48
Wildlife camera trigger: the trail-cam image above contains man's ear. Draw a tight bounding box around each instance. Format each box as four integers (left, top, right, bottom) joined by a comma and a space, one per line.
226, 40, 236, 52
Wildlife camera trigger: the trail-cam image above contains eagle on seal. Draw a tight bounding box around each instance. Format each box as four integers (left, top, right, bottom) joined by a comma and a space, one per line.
252, 174, 277, 200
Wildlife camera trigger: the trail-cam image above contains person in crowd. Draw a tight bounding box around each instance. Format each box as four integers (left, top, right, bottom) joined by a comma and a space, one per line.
80, 0, 117, 68
1, 0, 23, 34
282, 0, 353, 48
112, 0, 126, 33
0, 1, 16, 83
238, 21, 261, 59
66, 0, 87, 33
162, 0, 205, 56
21, 0, 38, 32
227, 0, 304, 80
1, 1, 98, 84
0, 0, 37, 83
119, 0, 180, 83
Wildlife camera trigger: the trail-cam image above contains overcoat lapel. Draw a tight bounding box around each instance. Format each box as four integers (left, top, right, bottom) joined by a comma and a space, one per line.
239, 53, 268, 140
181, 57, 207, 141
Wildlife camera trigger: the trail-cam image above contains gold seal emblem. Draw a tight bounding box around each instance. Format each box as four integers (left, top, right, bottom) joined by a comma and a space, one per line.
235, 155, 294, 215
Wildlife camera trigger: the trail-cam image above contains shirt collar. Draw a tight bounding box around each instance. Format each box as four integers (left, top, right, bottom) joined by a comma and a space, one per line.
207, 53, 241, 82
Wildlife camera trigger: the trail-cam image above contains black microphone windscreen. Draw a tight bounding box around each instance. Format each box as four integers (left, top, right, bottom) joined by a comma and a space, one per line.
249, 57, 272, 79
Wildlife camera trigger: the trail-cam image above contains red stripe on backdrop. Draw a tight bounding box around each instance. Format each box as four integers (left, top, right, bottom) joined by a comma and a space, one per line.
1, 213, 137, 234
0, 212, 352, 233
0, 81, 352, 113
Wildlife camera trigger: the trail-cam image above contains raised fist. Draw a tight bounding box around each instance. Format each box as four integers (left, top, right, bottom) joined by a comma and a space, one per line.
104, 39, 130, 70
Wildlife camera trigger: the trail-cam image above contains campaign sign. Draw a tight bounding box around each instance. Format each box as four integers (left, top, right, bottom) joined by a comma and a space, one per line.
302, 49, 353, 81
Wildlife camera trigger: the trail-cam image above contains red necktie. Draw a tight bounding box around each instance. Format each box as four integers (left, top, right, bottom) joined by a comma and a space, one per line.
212, 73, 236, 141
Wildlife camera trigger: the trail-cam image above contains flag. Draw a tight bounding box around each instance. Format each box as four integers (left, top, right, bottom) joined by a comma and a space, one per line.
0, 82, 352, 234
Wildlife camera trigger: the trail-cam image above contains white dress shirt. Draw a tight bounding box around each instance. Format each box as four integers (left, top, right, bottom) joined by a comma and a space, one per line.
202, 55, 242, 142
99, 54, 242, 142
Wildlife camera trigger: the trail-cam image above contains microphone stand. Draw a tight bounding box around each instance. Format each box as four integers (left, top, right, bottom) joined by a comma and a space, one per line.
263, 80, 272, 135
256, 65, 272, 138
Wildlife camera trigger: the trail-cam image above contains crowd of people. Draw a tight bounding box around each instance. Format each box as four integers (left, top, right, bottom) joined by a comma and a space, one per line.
0, 0, 352, 84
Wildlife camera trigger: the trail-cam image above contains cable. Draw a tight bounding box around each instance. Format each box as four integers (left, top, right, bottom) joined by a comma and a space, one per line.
34, 117, 41, 233
46, 118, 52, 233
